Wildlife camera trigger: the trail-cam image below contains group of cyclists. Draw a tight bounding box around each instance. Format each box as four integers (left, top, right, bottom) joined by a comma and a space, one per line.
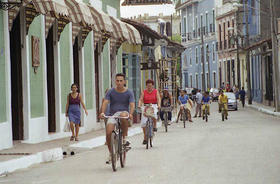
99, 73, 229, 165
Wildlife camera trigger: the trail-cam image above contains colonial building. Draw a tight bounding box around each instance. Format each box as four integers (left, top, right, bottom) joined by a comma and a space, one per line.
216, 0, 246, 89
177, 0, 218, 90
0, 0, 141, 150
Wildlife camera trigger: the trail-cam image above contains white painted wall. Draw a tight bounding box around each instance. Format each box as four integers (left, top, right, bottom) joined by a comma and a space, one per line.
107, 5, 117, 18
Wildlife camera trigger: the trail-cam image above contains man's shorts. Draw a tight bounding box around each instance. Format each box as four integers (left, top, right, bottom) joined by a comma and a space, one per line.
107, 111, 129, 125
140, 104, 158, 128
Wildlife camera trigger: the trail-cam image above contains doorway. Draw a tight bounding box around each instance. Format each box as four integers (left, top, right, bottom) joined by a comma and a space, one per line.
10, 14, 24, 140
94, 44, 100, 122
73, 37, 80, 87
46, 26, 56, 132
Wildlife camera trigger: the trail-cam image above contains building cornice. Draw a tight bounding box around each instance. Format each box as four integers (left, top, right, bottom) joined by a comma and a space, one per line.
175, 0, 199, 10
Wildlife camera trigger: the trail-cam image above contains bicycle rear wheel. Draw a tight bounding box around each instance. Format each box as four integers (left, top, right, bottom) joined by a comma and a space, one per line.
205, 109, 208, 122
145, 124, 149, 149
182, 111, 186, 128
164, 113, 168, 132
222, 109, 224, 121
110, 132, 117, 171
119, 131, 126, 168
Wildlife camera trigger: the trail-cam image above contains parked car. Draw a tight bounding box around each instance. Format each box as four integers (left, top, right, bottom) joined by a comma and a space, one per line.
224, 92, 238, 111
210, 88, 219, 101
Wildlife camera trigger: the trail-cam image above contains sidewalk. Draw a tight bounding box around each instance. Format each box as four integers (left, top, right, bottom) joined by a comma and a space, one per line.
0, 122, 162, 176
245, 102, 280, 118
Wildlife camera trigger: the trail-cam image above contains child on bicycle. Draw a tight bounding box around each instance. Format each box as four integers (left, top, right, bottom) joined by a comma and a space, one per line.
218, 90, 228, 119
177, 90, 193, 123
160, 88, 172, 125
202, 91, 211, 119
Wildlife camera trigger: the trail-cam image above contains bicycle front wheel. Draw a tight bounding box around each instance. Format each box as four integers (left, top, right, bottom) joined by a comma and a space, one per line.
119, 131, 126, 168
110, 132, 117, 171
145, 124, 149, 149
182, 112, 186, 128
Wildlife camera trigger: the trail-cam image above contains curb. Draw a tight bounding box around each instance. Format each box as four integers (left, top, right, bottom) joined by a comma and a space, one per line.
245, 104, 280, 118
0, 124, 161, 176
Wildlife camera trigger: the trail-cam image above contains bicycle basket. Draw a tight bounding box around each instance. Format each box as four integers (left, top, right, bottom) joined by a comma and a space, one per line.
143, 106, 155, 118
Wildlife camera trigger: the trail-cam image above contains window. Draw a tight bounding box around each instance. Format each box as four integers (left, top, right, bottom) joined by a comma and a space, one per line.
206, 45, 209, 64
200, 14, 203, 35
212, 43, 215, 61
195, 47, 198, 64
212, 9, 215, 32
190, 75, 193, 87
213, 72, 217, 88
201, 73, 203, 88
195, 74, 198, 88
206, 72, 209, 88
195, 17, 198, 37
183, 17, 187, 34
205, 12, 208, 33
189, 49, 192, 65
166, 22, 171, 37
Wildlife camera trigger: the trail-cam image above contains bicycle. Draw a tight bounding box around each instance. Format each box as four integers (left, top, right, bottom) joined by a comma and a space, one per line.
202, 104, 209, 122
220, 103, 228, 121
141, 104, 156, 149
104, 115, 130, 172
180, 104, 189, 128
161, 107, 172, 132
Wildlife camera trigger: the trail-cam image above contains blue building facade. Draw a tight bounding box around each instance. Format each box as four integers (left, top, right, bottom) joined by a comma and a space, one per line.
178, 0, 218, 90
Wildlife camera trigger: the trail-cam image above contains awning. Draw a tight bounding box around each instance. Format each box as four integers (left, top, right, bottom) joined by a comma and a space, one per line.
8, 0, 31, 31
32, 0, 69, 38
109, 16, 131, 50
87, 5, 113, 46
125, 24, 142, 45
64, 0, 94, 44
8, 0, 69, 39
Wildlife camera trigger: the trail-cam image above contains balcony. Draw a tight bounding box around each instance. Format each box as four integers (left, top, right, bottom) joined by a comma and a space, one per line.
181, 33, 186, 43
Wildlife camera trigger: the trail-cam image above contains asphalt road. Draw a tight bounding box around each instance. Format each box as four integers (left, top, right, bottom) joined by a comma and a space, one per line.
1, 103, 280, 184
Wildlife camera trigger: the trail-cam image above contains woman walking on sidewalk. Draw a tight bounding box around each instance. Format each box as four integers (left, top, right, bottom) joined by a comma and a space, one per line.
66, 84, 88, 141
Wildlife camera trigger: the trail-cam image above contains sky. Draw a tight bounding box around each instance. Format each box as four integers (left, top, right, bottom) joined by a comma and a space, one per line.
120, 1, 176, 18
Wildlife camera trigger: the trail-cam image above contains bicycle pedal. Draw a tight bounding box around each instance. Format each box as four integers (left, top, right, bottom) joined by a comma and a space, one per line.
125, 147, 131, 152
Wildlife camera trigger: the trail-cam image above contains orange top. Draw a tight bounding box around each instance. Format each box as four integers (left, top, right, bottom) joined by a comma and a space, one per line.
143, 89, 158, 104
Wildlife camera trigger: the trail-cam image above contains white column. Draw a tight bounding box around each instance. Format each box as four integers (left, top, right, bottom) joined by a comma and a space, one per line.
79, 33, 85, 126
69, 23, 74, 84
41, 15, 48, 120
4, 3, 13, 147
21, 8, 30, 140
53, 21, 61, 131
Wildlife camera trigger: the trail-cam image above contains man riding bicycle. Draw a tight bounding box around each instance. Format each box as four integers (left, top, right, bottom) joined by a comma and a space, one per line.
100, 73, 135, 164
202, 91, 211, 119
218, 90, 228, 119
177, 90, 193, 123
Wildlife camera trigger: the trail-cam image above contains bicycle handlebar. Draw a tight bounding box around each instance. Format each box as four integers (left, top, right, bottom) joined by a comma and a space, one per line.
103, 115, 130, 119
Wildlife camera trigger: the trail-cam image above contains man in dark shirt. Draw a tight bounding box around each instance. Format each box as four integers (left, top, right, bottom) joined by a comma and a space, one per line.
239, 87, 246, 108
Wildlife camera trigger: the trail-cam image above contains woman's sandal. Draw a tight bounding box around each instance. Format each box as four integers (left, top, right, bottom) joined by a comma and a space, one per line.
70, 136, 75, 141
75, 137, 79, 141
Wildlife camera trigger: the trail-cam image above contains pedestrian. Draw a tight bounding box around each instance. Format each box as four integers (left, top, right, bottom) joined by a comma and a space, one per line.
221, 82, 225, 90
65, 84, 88, 141
239, 87, 246, 108
193, 89, 202, 118
160, 88, 172, 124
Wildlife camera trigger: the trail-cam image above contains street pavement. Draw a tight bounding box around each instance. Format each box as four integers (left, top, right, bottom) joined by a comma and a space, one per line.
1, 103, 280, 184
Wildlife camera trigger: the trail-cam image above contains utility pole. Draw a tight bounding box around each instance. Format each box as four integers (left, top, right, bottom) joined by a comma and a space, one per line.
236, 7, 241, 88
245, 0, 252, 104
201, 27, 206, 92
270, 0, 280, 112
207, 46, 211, 89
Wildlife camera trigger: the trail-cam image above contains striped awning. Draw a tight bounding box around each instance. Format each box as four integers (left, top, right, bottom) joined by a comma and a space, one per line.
32, 0, 69, 38
125, 24, 142, 45
8, 0, 31, 31
110, 16, 132, 43
65, 0, 94, 44
87, 5, 113, 46
8, 0, 69, 39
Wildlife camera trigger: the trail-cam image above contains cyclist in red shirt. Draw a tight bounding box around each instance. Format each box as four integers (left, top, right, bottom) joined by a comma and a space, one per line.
138, 79, 161, 145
